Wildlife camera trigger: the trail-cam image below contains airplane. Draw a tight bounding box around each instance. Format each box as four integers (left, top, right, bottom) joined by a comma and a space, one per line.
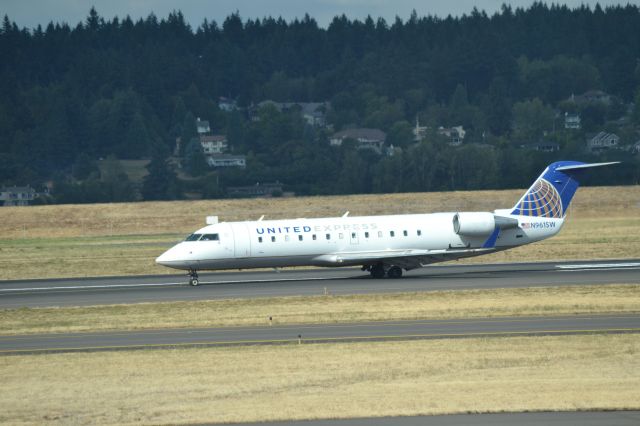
156, 161, 618, 286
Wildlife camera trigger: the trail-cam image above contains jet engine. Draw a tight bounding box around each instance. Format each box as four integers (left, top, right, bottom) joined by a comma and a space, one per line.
452, 212, 496, 236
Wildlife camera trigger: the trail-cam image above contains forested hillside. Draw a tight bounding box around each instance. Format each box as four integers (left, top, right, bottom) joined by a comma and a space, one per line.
1, 3, 639, 203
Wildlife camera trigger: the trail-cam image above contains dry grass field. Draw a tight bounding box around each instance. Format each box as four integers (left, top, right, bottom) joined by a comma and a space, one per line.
0, 186, 638, 280
1, 284, 638, 335
1, 334, 638, 425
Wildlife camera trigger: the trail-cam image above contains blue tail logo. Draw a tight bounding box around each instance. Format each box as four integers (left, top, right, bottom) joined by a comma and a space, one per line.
511, 177, 563, 218
511, 161, 619, 218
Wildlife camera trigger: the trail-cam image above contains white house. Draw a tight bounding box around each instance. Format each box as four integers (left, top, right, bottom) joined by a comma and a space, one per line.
0, 186, 37, 206
437, 126, 466, 146
218, 97, 238, 112
564, 112, 581, 130
227, 182, 284, 198
330, 128, 387, 154
207, 154, 246, 168
587, 131, 620, 152
200, 135, 228, 155
196, 118, 211, 135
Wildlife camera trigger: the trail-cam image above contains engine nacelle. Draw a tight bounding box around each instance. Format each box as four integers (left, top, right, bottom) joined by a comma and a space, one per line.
453, 212, 496, 237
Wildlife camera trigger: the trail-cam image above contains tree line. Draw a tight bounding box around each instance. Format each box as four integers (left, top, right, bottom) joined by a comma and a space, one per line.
0, 3, 639, 203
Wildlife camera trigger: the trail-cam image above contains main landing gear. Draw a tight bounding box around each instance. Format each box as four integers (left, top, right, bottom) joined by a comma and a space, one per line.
364, 263, 403, 279
188, 269, 199, 286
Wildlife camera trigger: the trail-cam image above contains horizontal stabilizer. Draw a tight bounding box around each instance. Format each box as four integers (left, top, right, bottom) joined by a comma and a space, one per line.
555, 161, 620, 172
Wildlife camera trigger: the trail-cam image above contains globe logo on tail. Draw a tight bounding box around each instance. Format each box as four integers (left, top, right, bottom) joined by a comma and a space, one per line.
513, 178, 563, 218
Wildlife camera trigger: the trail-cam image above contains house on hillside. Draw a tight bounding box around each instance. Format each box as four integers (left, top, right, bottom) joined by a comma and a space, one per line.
249, 101, 330, 127
527, 141, 560, 152
227, 182, 284, 198
298, 102, 328, 127
437, 126, 466, 146
206, 154, 246, 168
330, 128, 387, 154
196, 118, 211, 135
564, 112, 581, 130
218, 97, 238, 112
0, 186, 37, 206
199, 135, 228, 155
568, 90, 612, 106
587, 131, 620, 153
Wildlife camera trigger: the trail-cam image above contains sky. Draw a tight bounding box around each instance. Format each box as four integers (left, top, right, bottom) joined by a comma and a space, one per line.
1, 0, 636, 29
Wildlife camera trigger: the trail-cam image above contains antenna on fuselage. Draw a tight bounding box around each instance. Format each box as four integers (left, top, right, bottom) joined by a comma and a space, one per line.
258, 215, 265, 221
342, 211, 350, 217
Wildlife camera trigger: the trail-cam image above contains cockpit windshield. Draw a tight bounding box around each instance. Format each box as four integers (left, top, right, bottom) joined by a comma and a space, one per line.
184, 233, 219, 241
200, 234, 219, 241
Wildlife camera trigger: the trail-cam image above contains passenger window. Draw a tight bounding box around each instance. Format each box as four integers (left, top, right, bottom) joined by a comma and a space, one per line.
390, 231, 395, 237
298, 235, 303, 241
271, 236, 276, 242
326, 233, 331, 240
312, 234, 317, 240
258, 237, 263, 243
365, 232, 369, 238
351, 232, 356, 238
417, 230, 422, 236
403, 230, 408, 237
200, 233, 219, 241
378, 231, 383, 238
185, 233, 202, 241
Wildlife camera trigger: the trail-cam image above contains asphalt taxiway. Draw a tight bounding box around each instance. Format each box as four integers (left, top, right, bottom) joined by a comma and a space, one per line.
1, 313, 638, 355
0, 260, 639, 308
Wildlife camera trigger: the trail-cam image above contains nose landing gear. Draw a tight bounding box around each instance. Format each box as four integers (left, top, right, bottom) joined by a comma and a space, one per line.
188, 270, 199, 286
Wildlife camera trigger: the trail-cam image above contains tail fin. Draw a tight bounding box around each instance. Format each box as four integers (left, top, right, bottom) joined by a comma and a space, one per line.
510, 161, 619, 218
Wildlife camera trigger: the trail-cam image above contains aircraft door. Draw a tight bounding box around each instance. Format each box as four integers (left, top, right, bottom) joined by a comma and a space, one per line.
230, 223, 251, 258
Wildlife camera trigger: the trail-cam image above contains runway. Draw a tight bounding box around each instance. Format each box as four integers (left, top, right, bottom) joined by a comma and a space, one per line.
0, 260, 639, 308
1, 313, 638, 355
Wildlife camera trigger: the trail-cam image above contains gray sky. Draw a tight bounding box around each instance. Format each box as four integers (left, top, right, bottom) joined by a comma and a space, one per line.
1, 0, 636, 29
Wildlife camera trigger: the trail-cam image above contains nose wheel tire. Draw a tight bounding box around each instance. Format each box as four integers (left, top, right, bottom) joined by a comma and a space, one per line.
188, 270, 199, 286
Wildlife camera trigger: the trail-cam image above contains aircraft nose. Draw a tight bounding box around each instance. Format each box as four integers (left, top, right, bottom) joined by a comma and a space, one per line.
155, 244, 195, 270
155, 250, 174, 267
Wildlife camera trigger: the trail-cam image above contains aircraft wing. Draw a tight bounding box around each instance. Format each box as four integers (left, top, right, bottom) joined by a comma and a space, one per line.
314, 247, 495, 270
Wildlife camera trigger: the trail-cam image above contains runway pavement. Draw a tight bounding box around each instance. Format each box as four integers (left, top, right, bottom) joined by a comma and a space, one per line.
0, 259, 639, 308
1, 313, 638, 355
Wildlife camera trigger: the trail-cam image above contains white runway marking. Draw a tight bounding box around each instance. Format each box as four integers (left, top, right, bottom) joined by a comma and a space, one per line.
0, 277, 338, 293
0, 282, 184, 292
557, 262, 640, 270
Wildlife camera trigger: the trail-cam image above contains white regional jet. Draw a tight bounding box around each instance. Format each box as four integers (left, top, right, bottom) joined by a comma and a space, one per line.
156, 161, 618, 285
